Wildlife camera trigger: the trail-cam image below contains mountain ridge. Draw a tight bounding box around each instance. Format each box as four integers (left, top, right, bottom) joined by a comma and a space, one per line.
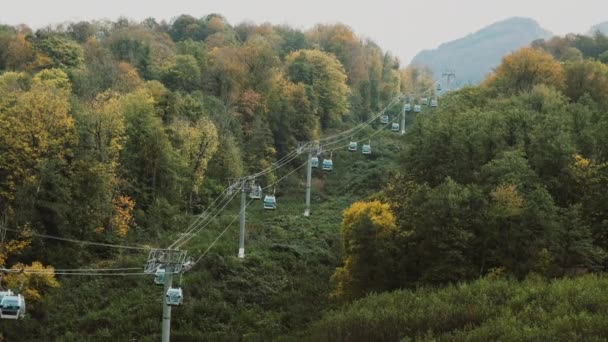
411, 17, 552, 85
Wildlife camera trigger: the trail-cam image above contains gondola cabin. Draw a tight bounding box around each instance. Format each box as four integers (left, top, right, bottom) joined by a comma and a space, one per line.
311, 156, 319, 168
263, 195, 277, 210
249, 185, 262, 199
348, 141, 358, 152
154, 268, 165, 285
380, 115, 389, 124
362, 144, 371, 155
421, 97, 429, 106
166, 288, 183, 306
437, 84, 442, 91
0, 294, 25, 320
391, 123, 400, 132
322, 159, 333, 171
430, 99, 438, 108
414, 105, 421, 113
404, 103, 411, 112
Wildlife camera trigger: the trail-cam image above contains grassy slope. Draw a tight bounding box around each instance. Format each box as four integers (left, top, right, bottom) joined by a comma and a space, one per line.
0, 125, 404, 341
305, 274, 608, 342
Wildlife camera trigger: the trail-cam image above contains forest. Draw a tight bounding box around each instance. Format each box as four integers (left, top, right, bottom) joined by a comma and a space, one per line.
1, 13, 608, 341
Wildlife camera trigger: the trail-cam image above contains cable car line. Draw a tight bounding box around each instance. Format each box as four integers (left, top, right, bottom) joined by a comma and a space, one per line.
2, 227, 152, 251
184, 160, 309, 271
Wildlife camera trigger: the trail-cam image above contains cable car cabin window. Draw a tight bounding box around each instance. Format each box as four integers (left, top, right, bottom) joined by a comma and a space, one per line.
0, 291, 13, 304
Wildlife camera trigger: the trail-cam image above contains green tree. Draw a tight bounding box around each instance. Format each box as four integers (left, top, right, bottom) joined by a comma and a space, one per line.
285, 49, 349, 129
161, 54, 201, 92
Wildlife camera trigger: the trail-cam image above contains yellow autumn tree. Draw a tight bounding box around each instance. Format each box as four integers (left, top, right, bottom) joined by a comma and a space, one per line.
484, 47, 565, 94
4, 262, 59, 302
489, 184, 524, 218
111, 195, 135, 237
0, 68, 77, 212
331, 200, 397, 301
171, 117, 219, 209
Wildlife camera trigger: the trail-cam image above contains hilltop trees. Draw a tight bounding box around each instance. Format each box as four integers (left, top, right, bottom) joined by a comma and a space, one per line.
485, 47, 564, 93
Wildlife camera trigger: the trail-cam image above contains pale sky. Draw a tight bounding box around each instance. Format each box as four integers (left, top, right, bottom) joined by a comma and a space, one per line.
1, 0, 607, 64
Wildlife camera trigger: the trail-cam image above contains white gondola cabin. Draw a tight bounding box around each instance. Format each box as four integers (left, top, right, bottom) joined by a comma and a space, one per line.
166, 287, 183, 306
414, 105, 421, 113
249, 185, 262, 199
391, 123, 400, 132
430, 98, 438, 108
362, 143, 371, 155
404, 103, 411, 112
348, 141, 358, 152
437, 83, 442, 91
0, 294, 26, 320
322, 158, 333, 171
311, 156, 319, 168
263, 195, 277, 210
380, 115, 389, 124
154, 268, 165, 285
421, 97, 429, 106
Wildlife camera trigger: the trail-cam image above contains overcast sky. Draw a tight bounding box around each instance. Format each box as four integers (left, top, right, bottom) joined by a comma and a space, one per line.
1, 0, 607, 64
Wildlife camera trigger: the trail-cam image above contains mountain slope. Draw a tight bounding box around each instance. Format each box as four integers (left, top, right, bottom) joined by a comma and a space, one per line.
411, 17, 552, 85
589, 21, 608, 35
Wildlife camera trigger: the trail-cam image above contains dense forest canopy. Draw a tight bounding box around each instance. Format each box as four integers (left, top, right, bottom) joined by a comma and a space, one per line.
2, 12, 608, 341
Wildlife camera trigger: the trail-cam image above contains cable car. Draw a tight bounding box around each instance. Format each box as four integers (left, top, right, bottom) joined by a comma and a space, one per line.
362, 143, 371, 155
311, 156, 319, 168
414, 105, 421, 113
430, 99, 438, 108
263, 195, 277, 210
182, 257, 195, 272
348, 141, 358, 152
380, 115, 389, 124
249, 185, 262, 199
391, 123, 400, 132
437, 83, 442, 91
154, 268, 165, 285
322, 158, 333, 171
166, 287, 183, 306
421, 98, 429, 106
404, 103, 411, 112
0, 294, 26, 319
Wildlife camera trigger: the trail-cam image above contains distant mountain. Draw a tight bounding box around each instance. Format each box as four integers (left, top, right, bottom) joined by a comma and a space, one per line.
588, 21, 608, 35
411, 17, 552, 85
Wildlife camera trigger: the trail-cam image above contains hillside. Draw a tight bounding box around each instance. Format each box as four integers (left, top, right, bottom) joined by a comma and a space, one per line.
306, 274, 608, 341
3, 12, 608, 342
589, 21, 608, 35
411, 17, 552, 85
